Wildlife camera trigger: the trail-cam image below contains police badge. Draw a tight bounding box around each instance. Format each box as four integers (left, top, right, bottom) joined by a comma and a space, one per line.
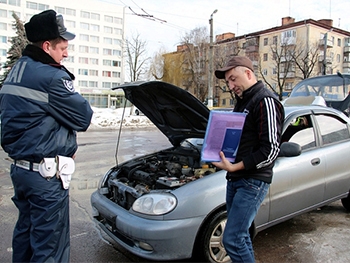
62, 79, 75, 92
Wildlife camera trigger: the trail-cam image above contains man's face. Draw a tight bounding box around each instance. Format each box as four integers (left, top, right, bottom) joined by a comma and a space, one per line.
46, 39, 69, 64
225, 67, 249, 98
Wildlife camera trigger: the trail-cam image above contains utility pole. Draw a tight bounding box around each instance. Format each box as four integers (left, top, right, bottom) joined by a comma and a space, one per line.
208, 9, 217, 108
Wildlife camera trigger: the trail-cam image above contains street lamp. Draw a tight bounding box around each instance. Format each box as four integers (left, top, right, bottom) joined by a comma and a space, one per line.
208, 9, 218, 108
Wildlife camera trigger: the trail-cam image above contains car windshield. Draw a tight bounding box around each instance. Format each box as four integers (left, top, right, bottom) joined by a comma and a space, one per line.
290, 74, 350, 102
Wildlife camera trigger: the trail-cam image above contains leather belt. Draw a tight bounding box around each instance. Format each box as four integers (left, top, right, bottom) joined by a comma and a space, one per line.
14, 160, 40, 172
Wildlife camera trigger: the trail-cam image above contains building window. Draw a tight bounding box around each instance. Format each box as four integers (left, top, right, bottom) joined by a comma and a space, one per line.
102, 71, 111, 77
78, 80, 88, 87
26, 2, 48, 10
0, 35, 7, 43
55, 6, 65, 14
338, 38, 341, 47
91, 13, 100, 20
89, 47, 99, 54
104, 37, 113, 44
89, 70, 98, 76
78, 69, 88, 75
102, 82, 111, 88
80, 34, 89, 41
8, 0, 20, 6
263, 37, 268, 46
104, 15, 113, 23
89, 81, 98, 87
112, 60, 121, 67
64, 56, 74, 63
79, 57, 89, 64
90, 24, 99, 31
262, 69, 268, 76
80, 11, 90, 19
66, 8, 76, 16
337, 54, 341, 63
0, 22, 7, 30
114, 17, 122, 24
104, 26, 113, 34
79, 45, 89, 53
263, 53, 268, 61
103, 48, 112, 55
103, 59, 111, 66
0, 9, 7, 17
221, 98, 226, 106
65, 20, 75, 28
68, 44, 75, 51
80, 22, 89, 30
90, 58, 99, 65
273, 36, 278, 45
90, 35, 99, 43
112, 72, 120, 78
114, 28, 122, 35
113, 50, 121, 56
0, 48, 7, 56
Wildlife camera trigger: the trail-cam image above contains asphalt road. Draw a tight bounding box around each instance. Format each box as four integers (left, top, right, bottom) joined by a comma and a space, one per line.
0, 127, 349, 263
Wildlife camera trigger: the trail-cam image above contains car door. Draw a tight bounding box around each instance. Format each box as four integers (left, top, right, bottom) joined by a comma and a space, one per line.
268, 113, 326, 222
313, 113, 350, 200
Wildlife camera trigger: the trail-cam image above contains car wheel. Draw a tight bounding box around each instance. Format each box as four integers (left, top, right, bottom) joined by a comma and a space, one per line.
194, 210, 230, 263
135, 109, 139, 115
193, 210, 258, 263
341, 193, 350, 212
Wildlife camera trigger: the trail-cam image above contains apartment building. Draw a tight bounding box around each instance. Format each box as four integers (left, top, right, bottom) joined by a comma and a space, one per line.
164, 17, 350, 108
0, 0, 125, 108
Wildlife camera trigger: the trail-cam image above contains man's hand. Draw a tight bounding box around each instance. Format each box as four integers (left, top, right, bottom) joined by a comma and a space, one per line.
212, 151, 244, 173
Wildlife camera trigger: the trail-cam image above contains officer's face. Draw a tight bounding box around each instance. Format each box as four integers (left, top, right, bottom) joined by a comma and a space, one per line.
46, 39, 69, 64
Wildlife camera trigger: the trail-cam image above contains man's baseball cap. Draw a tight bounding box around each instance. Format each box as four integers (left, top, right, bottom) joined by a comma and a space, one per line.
215, 56, 254, 79
25, 10, 75, 42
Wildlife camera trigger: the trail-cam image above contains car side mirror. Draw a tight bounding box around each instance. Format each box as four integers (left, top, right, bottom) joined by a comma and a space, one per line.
278, 142, 302, 157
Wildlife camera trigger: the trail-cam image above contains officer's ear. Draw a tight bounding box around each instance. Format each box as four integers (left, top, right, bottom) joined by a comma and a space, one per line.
42, 41, 51, 54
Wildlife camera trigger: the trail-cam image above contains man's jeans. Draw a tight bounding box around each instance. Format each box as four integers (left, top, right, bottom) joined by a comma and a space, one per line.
223, 178, 269, 263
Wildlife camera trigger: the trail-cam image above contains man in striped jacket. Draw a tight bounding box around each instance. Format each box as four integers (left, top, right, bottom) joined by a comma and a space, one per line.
213, 56, 284, 263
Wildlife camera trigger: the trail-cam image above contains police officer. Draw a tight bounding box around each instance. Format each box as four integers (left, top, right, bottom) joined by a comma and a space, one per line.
0, 10, 93, 262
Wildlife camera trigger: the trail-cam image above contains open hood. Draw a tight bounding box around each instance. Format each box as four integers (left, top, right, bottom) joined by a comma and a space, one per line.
113, 81, 210, 146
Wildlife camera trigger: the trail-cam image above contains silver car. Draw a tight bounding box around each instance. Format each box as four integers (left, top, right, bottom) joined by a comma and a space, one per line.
91, 81, 350, 263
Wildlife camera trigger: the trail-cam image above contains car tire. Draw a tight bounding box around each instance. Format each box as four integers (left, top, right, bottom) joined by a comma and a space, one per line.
135, 109, 139, 115
194, 210, 230, 263
193, 210, 258, 263
341, 192, 350, 212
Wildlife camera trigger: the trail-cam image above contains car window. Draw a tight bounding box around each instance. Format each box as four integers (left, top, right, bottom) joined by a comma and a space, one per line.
315, 115, 350, 145
282, 115, 316, 150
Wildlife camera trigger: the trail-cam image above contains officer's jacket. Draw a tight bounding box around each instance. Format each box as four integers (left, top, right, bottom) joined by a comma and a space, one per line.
0, 44, 93, 163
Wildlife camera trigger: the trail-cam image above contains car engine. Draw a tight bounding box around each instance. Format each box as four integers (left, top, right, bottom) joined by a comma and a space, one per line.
105, 141, 217, 209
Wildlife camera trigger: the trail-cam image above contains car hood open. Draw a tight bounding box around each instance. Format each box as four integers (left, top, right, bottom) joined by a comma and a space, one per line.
113, 81, 210, 146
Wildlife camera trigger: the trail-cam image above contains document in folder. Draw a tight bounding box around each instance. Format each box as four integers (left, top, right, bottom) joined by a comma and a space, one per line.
201, 110, 246, 162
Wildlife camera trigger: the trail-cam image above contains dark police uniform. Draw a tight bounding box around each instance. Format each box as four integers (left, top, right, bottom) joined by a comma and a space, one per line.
0, 10, 93, 263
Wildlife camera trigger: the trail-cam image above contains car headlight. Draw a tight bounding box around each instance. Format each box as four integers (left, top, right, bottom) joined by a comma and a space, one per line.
132, 193, 177, 215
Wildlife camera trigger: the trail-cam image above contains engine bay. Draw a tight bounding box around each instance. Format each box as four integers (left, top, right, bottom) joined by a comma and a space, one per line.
105, 141, 217, 209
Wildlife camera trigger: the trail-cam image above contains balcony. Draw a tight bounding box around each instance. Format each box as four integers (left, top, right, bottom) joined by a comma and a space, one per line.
344, 46, 350, 53
343, 61, 350, 69
318, 55, 332, 64
279, 72, 295, 78
319, 38, 333, 48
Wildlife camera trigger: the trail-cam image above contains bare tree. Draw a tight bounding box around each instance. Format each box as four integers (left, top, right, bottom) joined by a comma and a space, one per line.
292, 40, 320, 80
147, 47, 166, 80
0, 12, 29, 87
124, 34, 150, 82
180, 26, 208, 102
259, 42, 296, 101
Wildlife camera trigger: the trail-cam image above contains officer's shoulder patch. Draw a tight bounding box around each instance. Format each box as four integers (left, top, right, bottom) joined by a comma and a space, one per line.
62, 79, 75, 93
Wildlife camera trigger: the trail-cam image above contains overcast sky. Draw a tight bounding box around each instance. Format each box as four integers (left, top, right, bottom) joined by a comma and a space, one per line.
101, 0, 350, 56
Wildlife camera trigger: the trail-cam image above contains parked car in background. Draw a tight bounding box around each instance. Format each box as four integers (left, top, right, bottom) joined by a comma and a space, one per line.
287, 73, 350, 115
91, 81, 350, 263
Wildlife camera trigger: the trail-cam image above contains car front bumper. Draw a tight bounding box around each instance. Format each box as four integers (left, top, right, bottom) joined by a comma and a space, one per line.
90, 190, 204, 261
